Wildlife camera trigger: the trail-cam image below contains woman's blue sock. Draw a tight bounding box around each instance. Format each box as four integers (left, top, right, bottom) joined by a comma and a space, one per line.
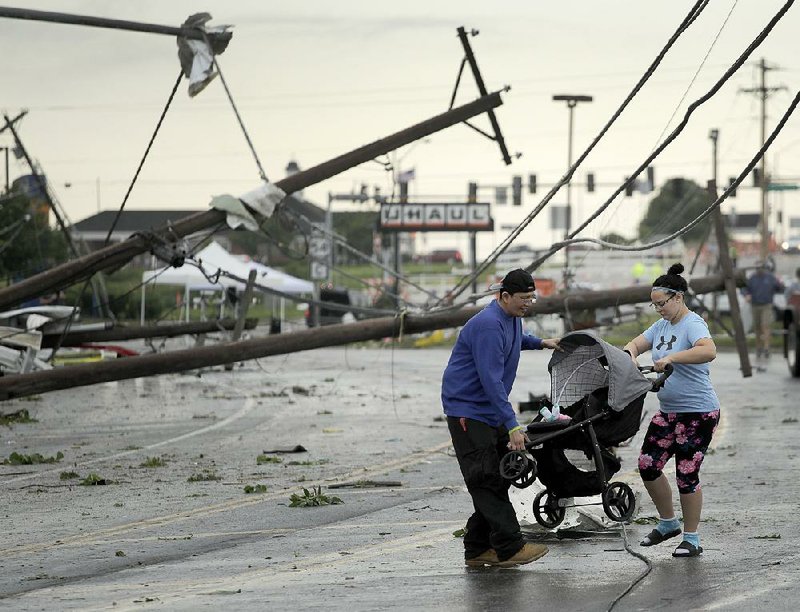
657, 517, 680, 535
682, 532, 700, 548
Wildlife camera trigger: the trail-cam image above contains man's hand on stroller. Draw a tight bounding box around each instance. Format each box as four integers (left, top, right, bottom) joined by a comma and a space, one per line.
541, 337, 563, 351
508, 428, 529, 451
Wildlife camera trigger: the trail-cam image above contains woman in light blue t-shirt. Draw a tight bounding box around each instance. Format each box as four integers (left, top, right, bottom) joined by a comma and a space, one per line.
623, 263, 720, 559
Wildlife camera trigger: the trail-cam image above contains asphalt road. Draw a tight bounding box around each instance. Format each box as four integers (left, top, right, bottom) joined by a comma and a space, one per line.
1, 345, 798, 611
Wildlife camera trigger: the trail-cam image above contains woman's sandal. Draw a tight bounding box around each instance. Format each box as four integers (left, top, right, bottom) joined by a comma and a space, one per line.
672, 541, 703, 557
640, 528, 682, 546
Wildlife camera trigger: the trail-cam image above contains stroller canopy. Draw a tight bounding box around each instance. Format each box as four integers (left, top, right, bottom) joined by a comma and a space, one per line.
548, 330, 652, 411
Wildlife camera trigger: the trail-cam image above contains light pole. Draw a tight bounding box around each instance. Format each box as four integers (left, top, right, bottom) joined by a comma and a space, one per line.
326, 191, 334, 284
552, 94, 592, 287
709, 128, 719, 186
709, 128, 720, 326
0, 147, 8, 192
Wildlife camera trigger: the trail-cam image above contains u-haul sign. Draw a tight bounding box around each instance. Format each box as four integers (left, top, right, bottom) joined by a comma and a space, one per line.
378, 202, 493, 232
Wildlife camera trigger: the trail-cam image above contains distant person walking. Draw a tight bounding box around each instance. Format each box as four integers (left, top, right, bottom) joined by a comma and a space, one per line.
743, 261, 784, 360
623, 263, 720, 558
441, 269, 560, 568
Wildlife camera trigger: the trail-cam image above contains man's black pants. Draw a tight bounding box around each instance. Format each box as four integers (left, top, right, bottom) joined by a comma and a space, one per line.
448, 416, 524, 561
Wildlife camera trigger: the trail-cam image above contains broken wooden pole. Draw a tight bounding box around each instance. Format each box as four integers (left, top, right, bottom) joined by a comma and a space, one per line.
225, 269, 257, 371
39, 318, 257, 348
0, 273, 741, 401
709, 180, 752, 377
0, 92, 504, 311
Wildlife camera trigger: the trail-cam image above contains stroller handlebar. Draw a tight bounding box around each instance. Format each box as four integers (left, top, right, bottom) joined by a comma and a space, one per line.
638, 363, 674, 391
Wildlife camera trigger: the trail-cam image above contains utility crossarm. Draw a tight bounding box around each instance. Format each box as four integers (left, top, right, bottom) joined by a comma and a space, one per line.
0, 92, 504, 310
0, 273, 742, 401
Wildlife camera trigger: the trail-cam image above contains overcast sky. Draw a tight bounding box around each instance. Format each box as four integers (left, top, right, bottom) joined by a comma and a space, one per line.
1, 1, 798, 258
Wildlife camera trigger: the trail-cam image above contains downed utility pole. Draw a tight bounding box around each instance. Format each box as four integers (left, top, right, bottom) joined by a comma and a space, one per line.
0, 273, 741, 401
0, 6, 232, 45
708, 179, 752, 377
39, 318, 257, 349
0, 93, 504, 311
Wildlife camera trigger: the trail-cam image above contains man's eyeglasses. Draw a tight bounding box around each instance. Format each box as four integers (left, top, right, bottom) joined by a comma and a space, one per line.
650, 294, 676, 309
515, 293, 537, 305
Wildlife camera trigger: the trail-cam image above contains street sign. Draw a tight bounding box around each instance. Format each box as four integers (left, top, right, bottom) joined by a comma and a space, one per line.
309, 237, 331, 258
378, 202, 493, 232
767, 183, 799, 191
310, 261, 329, 281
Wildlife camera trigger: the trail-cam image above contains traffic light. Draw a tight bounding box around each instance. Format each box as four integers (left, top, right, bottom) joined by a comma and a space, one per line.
495, 186, 507, 205
512, 175, 522, 206
624, 177, 633, 197
647, 166, 655, 191
587, 172, 595, 193
753, 168, 761, 187
468, 182, 478, 203
528, 173, 537, 194
727, 177, 737, 198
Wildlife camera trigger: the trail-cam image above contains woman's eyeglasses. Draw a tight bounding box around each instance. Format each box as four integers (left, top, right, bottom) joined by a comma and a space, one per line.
650, 294, 676, 309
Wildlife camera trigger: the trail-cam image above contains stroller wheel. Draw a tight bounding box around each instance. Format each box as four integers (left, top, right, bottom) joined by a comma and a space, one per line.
499, 451, 531, 481
602, 482, 636, 522
532, 489, 566, 529
511, 457, 537, 489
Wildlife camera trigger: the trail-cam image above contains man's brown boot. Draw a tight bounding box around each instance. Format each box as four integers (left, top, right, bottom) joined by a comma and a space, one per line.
465, 548, 500, 567
497, 543, 549, 567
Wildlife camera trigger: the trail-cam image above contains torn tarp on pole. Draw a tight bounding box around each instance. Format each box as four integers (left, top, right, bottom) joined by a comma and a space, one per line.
176, 12, 231, 97
210, 182, 288, 231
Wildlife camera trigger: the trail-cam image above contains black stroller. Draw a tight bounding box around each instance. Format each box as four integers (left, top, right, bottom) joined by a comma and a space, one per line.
499, 330, 672, 528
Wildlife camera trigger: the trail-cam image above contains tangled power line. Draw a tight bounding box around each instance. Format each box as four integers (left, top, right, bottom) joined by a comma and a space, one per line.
7, 0, 796, 337
437, 0, 794, 313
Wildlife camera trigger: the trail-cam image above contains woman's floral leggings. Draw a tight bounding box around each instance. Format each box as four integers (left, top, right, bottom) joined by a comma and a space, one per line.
638, 409, 720, 494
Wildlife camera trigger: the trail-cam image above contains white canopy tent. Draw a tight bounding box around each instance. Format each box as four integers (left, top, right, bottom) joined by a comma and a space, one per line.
140, 241, 313, 324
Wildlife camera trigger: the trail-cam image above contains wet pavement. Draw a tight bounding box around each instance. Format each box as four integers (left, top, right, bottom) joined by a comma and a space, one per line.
1, 344, 799, 611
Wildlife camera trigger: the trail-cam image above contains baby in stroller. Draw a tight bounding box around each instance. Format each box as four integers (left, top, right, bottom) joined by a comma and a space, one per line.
499, 330, 671, 527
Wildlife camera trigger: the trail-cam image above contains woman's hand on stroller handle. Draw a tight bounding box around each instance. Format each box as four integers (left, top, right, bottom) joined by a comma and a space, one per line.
638, 363, 673, 373
638, 363, 674, 391
652, 356, 673, 372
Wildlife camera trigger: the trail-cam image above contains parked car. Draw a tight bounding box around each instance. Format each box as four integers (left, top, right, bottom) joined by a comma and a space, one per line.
305, 287, 348, 327
415, 249, 463, 264
782, 290, 800, 377
781, 236, 800, 254
305, 287, 373, 327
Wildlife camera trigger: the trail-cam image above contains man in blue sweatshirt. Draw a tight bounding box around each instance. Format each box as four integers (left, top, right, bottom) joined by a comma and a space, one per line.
442, 268, 560, 567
